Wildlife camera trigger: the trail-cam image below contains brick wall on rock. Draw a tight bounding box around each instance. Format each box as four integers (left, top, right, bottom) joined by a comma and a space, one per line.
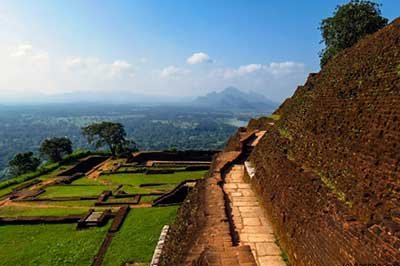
248, 18, 400, 265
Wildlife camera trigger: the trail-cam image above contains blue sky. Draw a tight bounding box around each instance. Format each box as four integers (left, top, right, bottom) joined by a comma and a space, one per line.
0, 0, 398, 103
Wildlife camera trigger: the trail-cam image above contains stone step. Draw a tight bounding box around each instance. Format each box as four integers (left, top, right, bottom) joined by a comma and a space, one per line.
191, 245, 257, 266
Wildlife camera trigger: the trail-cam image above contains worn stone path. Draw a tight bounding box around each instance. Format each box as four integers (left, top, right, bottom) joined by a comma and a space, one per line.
185, 152, 257, 266
225, 165, 285, 266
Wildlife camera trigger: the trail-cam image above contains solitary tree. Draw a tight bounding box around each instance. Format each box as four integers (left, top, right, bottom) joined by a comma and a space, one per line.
319, 0, 388, 66
40, 137, 73, 162
8, 152, 41, 176
82, 122, 136, 156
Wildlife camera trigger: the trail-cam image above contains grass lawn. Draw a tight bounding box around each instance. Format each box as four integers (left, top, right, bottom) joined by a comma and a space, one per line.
17, 200, 99, 208
0, 164, 77, 198
0, 166, 196, 265
0, 184, 18, 198
37, 165, 71, 181
101, 170, 206, 194
39, 185, 112, 198
0, 222, 109, 266
103, 206, 178, 266
70, 177, 105, 186
0, 206, 87, 217
122, 184, 172, 194
139, 195, 160, 204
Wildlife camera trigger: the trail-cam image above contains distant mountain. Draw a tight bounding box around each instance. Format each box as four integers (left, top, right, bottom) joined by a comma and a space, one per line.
192, 87, 277, 112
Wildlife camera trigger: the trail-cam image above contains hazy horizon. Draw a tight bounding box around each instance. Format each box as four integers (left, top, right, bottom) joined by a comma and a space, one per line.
0, 86, 281, 106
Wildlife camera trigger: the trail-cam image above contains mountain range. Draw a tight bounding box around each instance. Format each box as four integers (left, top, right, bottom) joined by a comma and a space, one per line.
1, 87, 278, 113
192, 87, 277, 112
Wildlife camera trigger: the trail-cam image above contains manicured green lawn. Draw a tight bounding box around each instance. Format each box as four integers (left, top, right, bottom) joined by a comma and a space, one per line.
0, 164, 76, 198
103, 206, 178, 266
37, 165, 71, 181
14, 200, 98, 208
122, 184, 172, 194
0, 167, 200, 266
39, 185, 112, 197
0, 222, 109, 266
101, 170, 206, 194
0, 184, 18, 198
71, 177, 105, 186
0, 206, 87, 217
139, 195, 160, 203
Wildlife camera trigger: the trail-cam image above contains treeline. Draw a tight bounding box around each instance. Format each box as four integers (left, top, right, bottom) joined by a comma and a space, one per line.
0, 106, 238, 179
0, 150, 96, 191
6, 122, 136, 180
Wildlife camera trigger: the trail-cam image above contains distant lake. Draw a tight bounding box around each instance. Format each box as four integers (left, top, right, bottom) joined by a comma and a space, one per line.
224, 118, 248, 127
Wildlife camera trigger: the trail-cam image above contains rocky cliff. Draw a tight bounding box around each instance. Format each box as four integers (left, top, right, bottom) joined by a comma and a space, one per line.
247, 18, 400, 265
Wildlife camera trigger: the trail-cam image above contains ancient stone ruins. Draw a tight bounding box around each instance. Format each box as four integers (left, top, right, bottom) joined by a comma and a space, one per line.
0, 151, 216, 266
1, 17, 400, 266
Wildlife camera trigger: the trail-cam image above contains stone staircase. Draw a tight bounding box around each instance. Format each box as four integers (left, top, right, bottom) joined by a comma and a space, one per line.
184, 152, 257, 266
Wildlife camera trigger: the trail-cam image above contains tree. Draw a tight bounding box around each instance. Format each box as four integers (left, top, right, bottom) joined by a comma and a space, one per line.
40, 137, 73, 162
82, 122, 136, 156
115, 139, 138, 157
319, 0, 388, 66
8, 152, 41, 176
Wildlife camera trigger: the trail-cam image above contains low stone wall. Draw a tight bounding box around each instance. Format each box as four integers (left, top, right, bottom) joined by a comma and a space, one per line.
91, 206, 130, 266
56, 173, 84, 184
152, 180, 198, 207
17, 195, 98, 201
0, 214, 83, 225
12, 179, 42, 191
150, 225, 170, 266
128, 150, 218, 164
109, 206, 130, 232
57, 155, 108, 176
145, 169, 175, 175
10, 188, 45, 200
158, 179, 207, 266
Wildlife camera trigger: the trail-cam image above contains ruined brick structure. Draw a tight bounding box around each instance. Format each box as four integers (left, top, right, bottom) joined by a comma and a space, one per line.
248, 18, 400, 265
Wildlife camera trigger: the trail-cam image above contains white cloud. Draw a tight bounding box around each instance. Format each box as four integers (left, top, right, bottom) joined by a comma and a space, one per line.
237, 64, 262, 75
223, 64, 262, 78
0, 43, 53, 97
65, 57, 133, 79
65, 57, 82, 68
267, 61, 305, 75
10, 44, 33, 57
0, 43, 139, 99
187, 52, 212, 65
110, 60, 132, 77
9, 44, 49, 63
160, 65, 190, 78
220, 61, 305, 79
0, 43, 308, 102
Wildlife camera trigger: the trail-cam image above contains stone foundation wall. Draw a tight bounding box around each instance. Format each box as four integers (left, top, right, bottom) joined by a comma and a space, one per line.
248, 18, 400, 265
57, 155, 108, 176
128, 150, 218, 164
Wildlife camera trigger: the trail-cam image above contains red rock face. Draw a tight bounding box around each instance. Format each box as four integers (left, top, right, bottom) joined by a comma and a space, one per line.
248, 18, 400, 265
